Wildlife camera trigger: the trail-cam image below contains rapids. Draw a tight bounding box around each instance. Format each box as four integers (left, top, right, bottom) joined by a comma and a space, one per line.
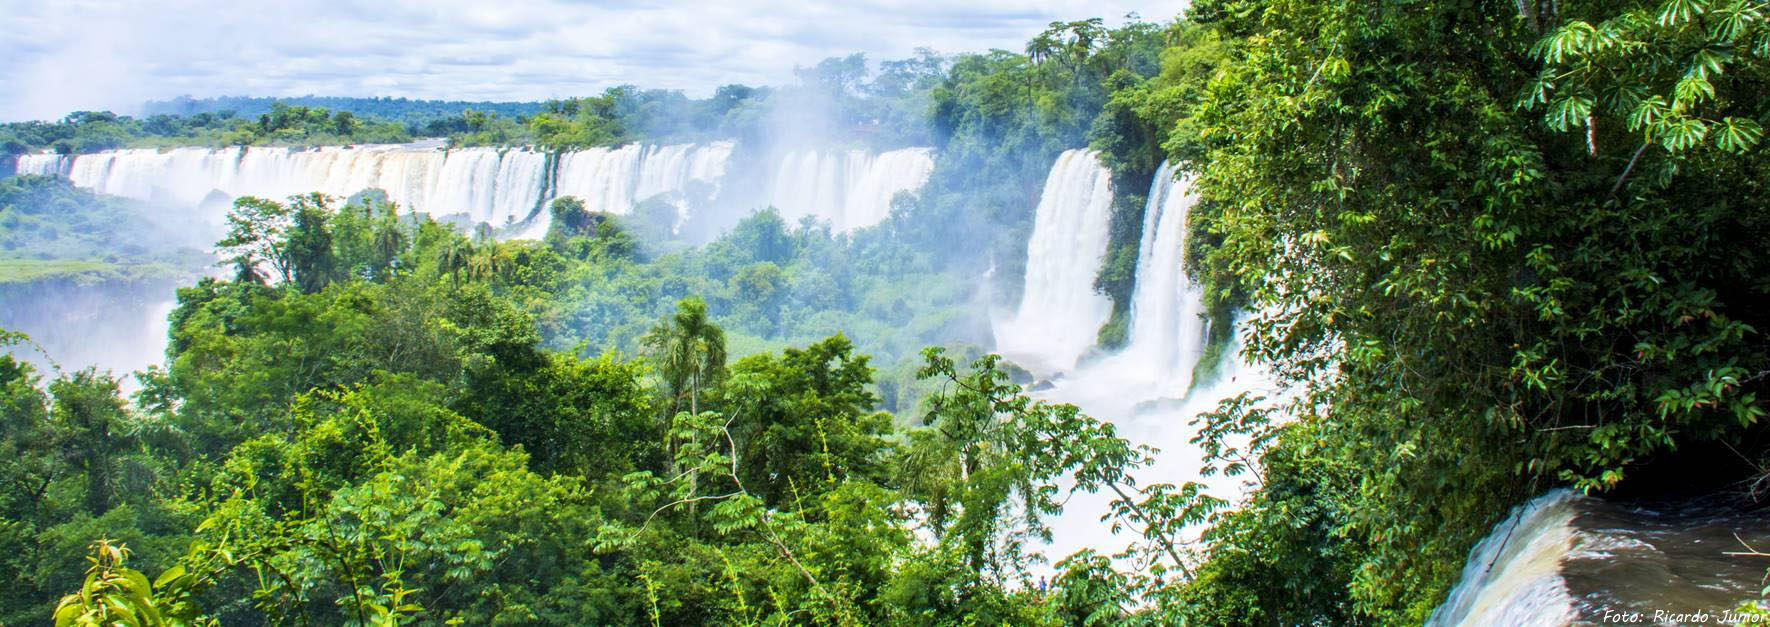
1431, 490, 1770, 625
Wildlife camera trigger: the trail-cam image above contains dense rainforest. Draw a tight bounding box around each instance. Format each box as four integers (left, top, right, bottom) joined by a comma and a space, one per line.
3, 0, 1769, 624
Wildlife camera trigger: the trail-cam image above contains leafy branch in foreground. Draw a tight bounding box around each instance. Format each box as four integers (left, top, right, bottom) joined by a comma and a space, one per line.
911, 348, 1226, 594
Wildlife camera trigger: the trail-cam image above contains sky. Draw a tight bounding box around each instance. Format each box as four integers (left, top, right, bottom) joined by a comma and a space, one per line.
0, 0, 1186, 122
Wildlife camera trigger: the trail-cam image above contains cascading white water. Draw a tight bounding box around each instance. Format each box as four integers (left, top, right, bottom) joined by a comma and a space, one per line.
15, 153, 70, 177
13, 142, 551, 228
989, 153, 1770, 621
0, 280, 186, 394
767, 147, 934, 232
1119, 162, 1209, 389
1429, 491, 1582, 627
1035, 316, 1273, 571
553, 144, 645, 217
19, 141, 936, 240
1429, 489, 1770, 625
537, 141, 737, 238
993, 149, 1117, 375
992, 153, 1279, 575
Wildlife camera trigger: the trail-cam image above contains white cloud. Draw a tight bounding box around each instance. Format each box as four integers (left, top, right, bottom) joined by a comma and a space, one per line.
0, 0, 1186, 122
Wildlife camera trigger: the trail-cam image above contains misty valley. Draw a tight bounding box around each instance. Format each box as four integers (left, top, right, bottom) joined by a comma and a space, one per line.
3, 2, 1770, 625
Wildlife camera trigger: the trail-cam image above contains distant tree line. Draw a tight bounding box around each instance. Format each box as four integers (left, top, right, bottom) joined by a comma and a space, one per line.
142, 95, 549, 126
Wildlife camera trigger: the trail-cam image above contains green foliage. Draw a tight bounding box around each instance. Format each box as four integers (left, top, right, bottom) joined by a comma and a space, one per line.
720, 335, 893, 508
457, 349, 657, 477
1522, 0, 1770, 155
51, 540, 213, 627
906, 17, 1176, 303
905, 348, 1218, 588
1093, 189, 1151, 349
547, 208, 989, 375
641, 297, 728, 418
0, 104, 410, 153
145, 95, 548, 128
0, 175, 210, 273
1173, 0, 1770, 621
14, 161, 1236, 622
28, 3, 1766, 622
442, 85, 775, 150
0, 347, 196, 625
544, 196, 637, 261
3, 17, 1229, 624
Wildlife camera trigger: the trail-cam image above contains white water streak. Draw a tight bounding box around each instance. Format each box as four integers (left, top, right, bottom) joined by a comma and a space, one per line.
16, 143, 549, 228
768, 147, 934, 232
993, 149, 1116, 375
1428, 490, 1581, 627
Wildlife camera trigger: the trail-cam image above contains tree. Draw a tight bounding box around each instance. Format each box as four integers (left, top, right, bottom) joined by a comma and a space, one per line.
435, 236, 472, 283
216, 196, 294, 285
458, 350, 658, 476
545, 196, 594, 244
641, 297, 728, 418
284, 195, 339, 293
371, 204, 406, 276
901, 348, 1215, 593
720, 335, 892, 508
332, 110, 358, 136
50, 540, 215, 627
48, 369, 139, 515
1184, 0, 1770, 619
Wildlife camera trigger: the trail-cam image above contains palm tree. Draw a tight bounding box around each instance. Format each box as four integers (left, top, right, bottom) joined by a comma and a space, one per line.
436, 237, 472, 283
372, 204, 406, 277
472, 241, 515, 283
640, 297, 727, 417
464, 248, 494, 283
641, 298, 727, 495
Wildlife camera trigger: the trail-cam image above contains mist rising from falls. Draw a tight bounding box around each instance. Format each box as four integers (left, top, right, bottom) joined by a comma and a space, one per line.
993, 152, 1277, 569
0, 279, 183, 393
992, 149, 1116, 375
767, 147, 934, 232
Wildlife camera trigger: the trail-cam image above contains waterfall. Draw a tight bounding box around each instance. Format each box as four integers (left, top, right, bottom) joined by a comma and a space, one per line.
1119, 161, 1209, 389
553, 144, 645, 217
537, 141, 736, 237
1429, 491, 1581, 627
554, 141, 735, 215
1429, 489, 1770, 625
11, 143, 551, 228
12, 141, 743, 239
993, 154, 1280, 577
15, 153, 71, 177
0, 278, 186, 394
767, 147, 934, 232
993, 149, 1116, 375
15, 141, 936, 240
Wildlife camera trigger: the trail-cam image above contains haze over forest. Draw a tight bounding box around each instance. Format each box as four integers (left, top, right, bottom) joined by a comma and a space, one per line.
2, 1, 1768, 625
0, 0, 1175, 122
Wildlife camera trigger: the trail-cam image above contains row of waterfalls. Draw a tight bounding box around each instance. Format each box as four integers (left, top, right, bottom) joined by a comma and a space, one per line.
15, 141, 934, 238
16, 138, 1765, 623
